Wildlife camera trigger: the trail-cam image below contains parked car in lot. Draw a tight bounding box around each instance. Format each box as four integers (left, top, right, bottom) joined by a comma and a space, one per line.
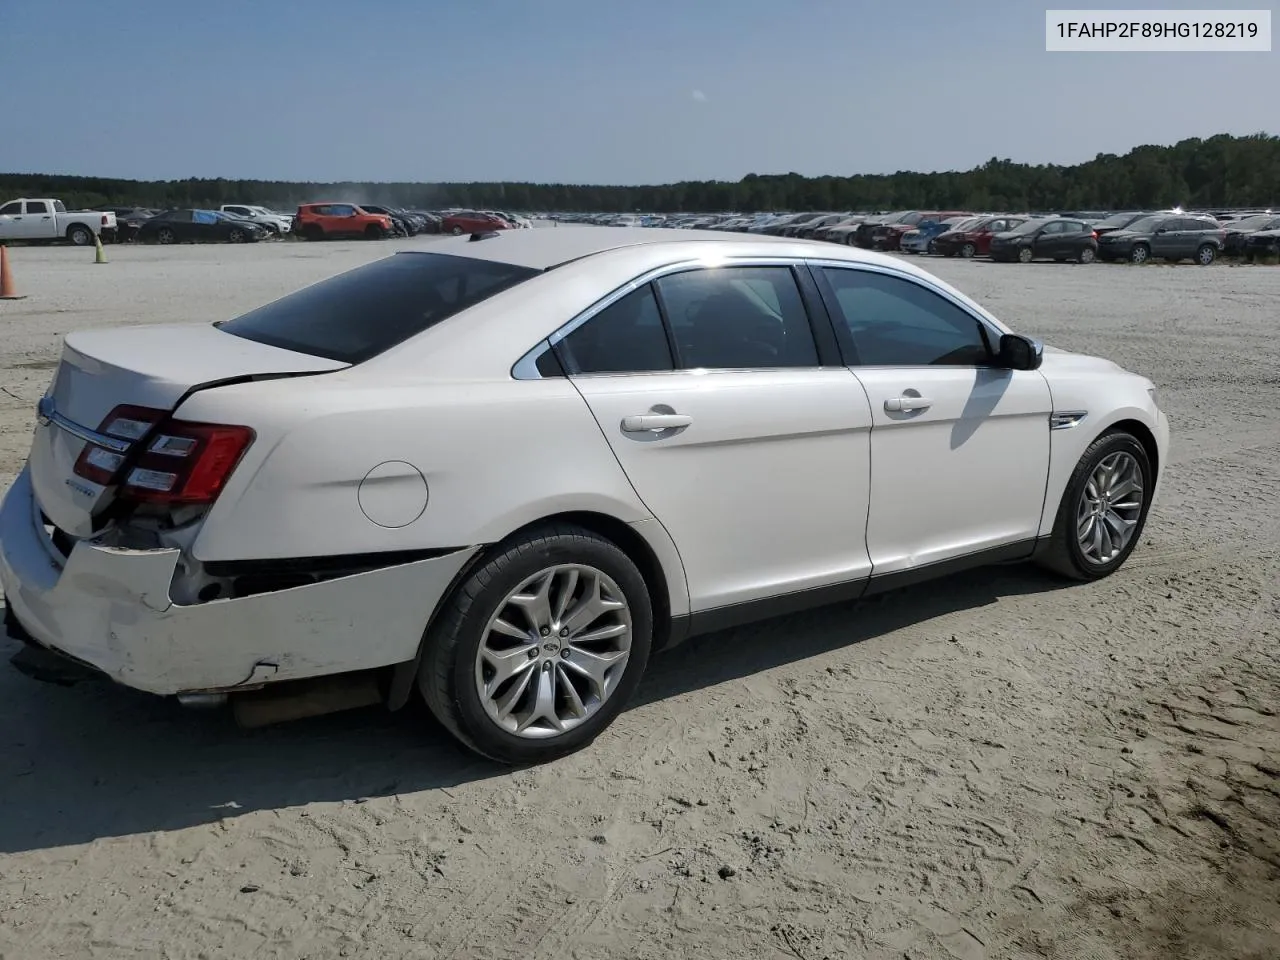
441, 210, 512, 235
293, 203, 395, 241
870, 211, 971, 251
109, 207, 160, 243
933, 215, 1027, 258
137, 209, 266, 244
988, 217, 1098, 263
1095, 213, 1225, 265
220, 205, 292, 236
1091, 211, 1149, 240
900, 217, 974, 254
1242, 227, 1280, 261
0, 198, 117, 245
1220, 213, 1280, 256
1, 227, 1168, 764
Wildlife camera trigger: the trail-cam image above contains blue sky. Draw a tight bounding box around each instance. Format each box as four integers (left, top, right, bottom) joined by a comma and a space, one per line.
2, 0, 1275, 184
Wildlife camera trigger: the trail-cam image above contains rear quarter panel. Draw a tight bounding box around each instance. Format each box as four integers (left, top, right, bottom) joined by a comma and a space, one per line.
176, 375, 690, 614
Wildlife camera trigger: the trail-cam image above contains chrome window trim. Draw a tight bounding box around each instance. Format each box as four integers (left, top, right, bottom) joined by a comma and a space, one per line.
806, 258, 1009, 350
511, 254, 1014, 380
512, 256, 826, 380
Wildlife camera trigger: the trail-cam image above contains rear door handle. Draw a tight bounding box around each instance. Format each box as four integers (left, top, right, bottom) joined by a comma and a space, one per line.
621, 413, 692, 433
884, 395, 932, 413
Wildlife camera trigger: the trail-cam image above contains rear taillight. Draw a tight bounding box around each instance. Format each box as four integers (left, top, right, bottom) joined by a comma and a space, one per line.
73, 404, 254, 505
101, 215, 109, 226
1092, 231, 1098, 240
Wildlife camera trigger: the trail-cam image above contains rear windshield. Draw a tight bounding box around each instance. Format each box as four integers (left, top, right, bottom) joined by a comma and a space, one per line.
217, 252, 539, 364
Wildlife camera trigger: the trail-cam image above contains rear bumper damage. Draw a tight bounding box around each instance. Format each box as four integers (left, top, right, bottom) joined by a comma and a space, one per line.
0, 467, 477, 697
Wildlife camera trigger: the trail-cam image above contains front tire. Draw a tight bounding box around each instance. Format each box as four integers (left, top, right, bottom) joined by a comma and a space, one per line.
450, 225, 464, 236
1038, 431, 1152, 581
960, 242, 977, 258
1017, 246, 1033, 263
1196, 243, 1216, 266
419, 524, 653, 764
228, 228, 246, 243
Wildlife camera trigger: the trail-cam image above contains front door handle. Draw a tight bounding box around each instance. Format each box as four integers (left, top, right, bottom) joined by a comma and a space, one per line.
884, 395, 932, 413
621, 413, 692, 433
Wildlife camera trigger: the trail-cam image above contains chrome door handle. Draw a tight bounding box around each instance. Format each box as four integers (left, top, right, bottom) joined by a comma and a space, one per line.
885, 395, 932, 413
621, 413, 692, 433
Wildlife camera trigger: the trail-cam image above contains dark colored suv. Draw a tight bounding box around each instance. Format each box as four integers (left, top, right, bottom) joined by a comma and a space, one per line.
1095, 214, 1226, 265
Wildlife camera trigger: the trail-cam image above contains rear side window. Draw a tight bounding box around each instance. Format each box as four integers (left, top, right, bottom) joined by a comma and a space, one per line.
25, 201, 49, 214
218, 252, 540, 364
558, 284, 673, 374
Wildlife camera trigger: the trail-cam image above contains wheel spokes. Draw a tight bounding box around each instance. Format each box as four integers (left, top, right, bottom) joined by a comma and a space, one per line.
476, 563, 633, 739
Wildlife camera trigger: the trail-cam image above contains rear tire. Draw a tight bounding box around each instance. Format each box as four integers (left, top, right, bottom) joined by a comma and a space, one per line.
302, 224, 323, 241
66, 225, 93, 246
1079, 246, 1096, 264
1130, 243, 1150, 264
1037, 431, 1153, 582
419, 524, 653, 765
157, 228, 177, 245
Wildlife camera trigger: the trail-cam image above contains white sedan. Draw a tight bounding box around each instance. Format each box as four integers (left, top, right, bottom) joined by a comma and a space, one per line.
0, 227, 1168, 764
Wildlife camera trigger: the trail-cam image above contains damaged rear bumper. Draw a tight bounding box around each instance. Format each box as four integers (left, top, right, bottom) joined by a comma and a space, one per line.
0, 467, 478, 696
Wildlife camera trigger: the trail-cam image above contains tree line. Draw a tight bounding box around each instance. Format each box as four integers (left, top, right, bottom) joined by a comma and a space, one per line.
2, 134, 1277, 214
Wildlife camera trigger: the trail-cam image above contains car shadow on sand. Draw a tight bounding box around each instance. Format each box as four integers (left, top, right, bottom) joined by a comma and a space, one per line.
0, 563, 1071, 854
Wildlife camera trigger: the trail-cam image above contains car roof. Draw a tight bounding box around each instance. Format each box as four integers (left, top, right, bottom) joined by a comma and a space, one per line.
420, 225, 867, 270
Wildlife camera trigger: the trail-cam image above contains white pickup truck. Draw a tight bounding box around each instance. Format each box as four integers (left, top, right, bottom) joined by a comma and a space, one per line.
0, 198, 118, 246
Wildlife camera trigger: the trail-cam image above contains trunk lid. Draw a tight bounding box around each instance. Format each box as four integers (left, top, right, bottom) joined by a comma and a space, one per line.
31, 323, 346, 537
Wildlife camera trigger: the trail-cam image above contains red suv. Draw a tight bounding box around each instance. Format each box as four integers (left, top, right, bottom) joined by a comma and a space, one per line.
441, 211, 511, 235
293, 203, 394, 241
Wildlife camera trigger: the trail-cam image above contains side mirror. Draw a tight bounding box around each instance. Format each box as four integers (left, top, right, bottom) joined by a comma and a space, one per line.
998, 333, 1043, 371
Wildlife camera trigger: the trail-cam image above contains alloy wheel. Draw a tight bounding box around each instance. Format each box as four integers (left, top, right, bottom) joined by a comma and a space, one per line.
475, 564, 633, 739
1076, 451, 1144, 565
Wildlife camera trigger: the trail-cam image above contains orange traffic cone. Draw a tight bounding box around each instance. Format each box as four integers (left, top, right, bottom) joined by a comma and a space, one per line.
0, 245, 27, 300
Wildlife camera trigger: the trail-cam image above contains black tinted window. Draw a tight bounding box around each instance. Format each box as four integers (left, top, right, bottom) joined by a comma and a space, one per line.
219, 252, 539, 364
656, 266, 819, 369
164, 209, 193, 222
0, 202, 20, 215
558, 284, 672, 374
822, 269, 992, 367
25, 201, 48, 214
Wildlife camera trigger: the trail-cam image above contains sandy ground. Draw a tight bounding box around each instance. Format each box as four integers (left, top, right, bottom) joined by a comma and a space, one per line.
0, 238, 1278, 960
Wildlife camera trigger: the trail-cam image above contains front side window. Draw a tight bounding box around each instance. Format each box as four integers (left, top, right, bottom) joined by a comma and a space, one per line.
164, 209, 194, 222
558, 284, 672, 374
0, 202, 21, 215
822, 268, 992, 367
655, 266, 819, 369
219, 252, 539, 364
